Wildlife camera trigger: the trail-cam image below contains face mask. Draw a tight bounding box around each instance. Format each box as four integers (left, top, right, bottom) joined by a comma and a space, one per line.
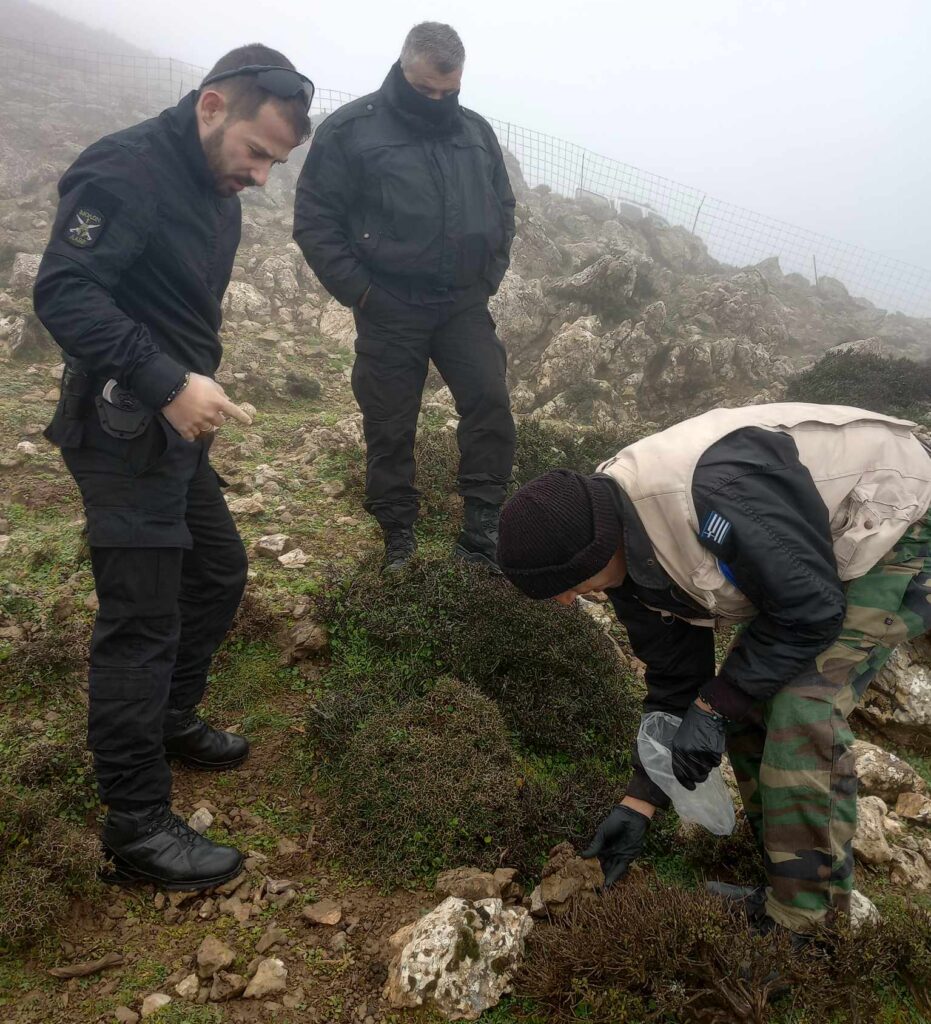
392, 62, 460, 125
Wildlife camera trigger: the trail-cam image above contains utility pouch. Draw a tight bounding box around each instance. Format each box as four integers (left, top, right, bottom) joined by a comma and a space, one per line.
95, 380, 152, 440
60, 363, 95, 421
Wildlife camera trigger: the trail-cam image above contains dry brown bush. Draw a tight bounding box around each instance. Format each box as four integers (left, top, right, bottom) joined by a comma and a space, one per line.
517, 873, 931, 1023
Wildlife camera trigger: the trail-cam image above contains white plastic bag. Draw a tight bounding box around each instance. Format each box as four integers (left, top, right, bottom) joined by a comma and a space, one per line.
637, 711, 736, 836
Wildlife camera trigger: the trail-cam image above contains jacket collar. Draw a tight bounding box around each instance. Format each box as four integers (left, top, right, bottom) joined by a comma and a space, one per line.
379, 62, 463, 138
595, 473, 673, 591
161, 91, 216, 190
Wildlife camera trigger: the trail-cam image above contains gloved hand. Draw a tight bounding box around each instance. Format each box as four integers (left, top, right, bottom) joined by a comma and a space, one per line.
581, 803, 651, 887
670, 701, 727, 791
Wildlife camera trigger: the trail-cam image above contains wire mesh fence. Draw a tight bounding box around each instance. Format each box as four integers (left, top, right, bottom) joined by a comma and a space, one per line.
3, 34, 930, 318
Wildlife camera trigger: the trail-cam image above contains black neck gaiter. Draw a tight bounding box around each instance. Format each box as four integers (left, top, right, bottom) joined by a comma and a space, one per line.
389, 61, 460, 127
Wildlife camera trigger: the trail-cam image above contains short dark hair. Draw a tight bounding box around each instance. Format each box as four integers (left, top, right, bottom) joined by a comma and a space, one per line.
201, 44, 312, 143
400, 23, 465, 74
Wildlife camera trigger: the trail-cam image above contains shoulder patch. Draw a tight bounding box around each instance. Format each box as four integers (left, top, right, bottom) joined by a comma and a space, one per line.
64, 206, 106, 249
699, 510, 732, 546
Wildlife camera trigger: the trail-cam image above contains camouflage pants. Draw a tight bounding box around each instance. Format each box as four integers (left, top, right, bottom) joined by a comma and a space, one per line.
727, 508, 931, 934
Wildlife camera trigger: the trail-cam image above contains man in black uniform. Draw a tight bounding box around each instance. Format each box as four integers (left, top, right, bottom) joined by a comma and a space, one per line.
293, 22, 516, 570
34, 45, 312, 890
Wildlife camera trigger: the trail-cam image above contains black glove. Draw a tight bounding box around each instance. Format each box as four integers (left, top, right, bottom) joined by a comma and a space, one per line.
670, 702, 727, 791
581, 804, 651, 887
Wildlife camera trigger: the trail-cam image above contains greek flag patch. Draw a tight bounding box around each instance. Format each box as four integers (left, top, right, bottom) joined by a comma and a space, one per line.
700, 510, 731, 546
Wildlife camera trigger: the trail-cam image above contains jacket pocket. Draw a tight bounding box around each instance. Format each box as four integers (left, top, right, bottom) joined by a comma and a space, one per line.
832, 490, 922, 580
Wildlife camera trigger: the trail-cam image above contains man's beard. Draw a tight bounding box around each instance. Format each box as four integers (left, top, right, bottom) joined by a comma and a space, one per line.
203, 126, 254, 195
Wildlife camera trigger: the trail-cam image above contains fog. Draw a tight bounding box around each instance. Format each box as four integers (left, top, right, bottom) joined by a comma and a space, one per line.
31, 0, 931, 269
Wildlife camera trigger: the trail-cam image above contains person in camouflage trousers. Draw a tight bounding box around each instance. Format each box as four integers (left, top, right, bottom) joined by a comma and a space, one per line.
494, 403, 931, 939
727, 509, 931, 932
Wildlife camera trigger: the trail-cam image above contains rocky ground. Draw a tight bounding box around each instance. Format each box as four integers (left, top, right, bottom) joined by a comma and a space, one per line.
2, 47, 931, 1024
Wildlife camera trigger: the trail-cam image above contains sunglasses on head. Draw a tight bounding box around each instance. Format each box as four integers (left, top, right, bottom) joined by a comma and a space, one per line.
201, 65, 315, 111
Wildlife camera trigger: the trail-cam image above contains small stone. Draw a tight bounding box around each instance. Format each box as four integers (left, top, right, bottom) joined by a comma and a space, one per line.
140, 993, 171, 1017
188, 808, 214, 834
255, 533, 295, 558
153, 893, 166, 911
321, 478, 346, 498
302, 899, 342, 926
282, 987, 305, 1010
196, 934, 236, 979
175, 973, 200, 1001
256, 924, 288, 954
265, 878, 297, 895
243, 957, 288, 999
849, 889, 881, 930
329, 931, 349, 954
276, 837, 301, 855
215, 871, 247, 896
84, 590, 99, 611
895, 791, 931, 824
228, 495, 266, 515
436, 866, 500, 902
853, 796, 894, 865
15, 440, 38, 455
198, 898, 217, 920
0, 536, 10, 557
114, 1008, 139, 1024
240, 402, 258, 421
209, 971, 247, 1002
277, 548, 309, 568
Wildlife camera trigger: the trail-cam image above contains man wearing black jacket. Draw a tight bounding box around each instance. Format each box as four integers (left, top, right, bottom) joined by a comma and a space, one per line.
293, 22, 516, 570
496, 404, 931, 939
33, 45, 312, 890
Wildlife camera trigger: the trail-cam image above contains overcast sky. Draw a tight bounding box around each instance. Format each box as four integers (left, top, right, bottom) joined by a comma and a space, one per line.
39, 0, 931, 269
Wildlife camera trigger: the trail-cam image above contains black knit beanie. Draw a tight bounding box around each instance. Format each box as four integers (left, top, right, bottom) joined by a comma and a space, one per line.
497, 470, 621, 599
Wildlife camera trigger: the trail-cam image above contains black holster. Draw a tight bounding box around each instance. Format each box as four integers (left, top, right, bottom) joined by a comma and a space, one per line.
44, 358, 96, 448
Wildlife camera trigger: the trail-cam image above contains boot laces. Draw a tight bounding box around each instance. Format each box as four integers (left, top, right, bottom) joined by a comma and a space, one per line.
146, 803, 202, 845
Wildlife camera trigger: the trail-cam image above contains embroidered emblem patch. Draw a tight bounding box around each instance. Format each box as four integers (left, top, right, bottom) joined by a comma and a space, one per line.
700, 510, 732, 546
65, 207, 105, 248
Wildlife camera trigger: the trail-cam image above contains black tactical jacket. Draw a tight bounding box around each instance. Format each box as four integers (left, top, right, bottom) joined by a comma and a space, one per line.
34, 92, 240, 441
292, 64, 516, 307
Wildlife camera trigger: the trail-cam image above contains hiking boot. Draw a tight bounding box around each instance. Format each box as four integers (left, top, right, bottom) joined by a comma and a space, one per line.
382, 525, 417, 571
101, 803, 243, 891
705, 880, 768, 924
164, 708, 249, 771
453, 499, 502, 570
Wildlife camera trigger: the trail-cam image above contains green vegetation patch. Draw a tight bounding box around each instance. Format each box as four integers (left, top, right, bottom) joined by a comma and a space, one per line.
787, 351, 931, 423
309, 554, 639, 882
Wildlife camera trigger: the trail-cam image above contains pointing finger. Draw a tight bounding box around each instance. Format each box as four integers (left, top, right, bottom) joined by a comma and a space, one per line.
220, 397, 252, 426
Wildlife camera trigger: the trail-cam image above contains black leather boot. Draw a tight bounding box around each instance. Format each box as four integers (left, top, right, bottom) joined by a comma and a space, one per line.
382, 525, 417, 571
102, 803, 243, 891
454, 499, 502, 570
164, 708, 249, 770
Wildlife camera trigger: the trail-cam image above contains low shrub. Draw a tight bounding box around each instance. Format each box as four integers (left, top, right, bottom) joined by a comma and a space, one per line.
309, 554, 640, 883
786, 351, 931, 422
0, 787, 101, 947
517, 873, 931, 1023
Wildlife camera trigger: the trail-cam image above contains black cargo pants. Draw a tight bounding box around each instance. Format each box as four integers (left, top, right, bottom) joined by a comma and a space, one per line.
351, 282, 516, 528
61, 410, 247, 809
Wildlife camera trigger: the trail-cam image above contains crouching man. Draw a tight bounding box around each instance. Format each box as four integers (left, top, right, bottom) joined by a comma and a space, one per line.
496, 403, 931, 939
33, 46, 313, 890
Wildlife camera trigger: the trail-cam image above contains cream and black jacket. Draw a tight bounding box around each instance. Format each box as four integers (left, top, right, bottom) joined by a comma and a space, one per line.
595, 403, 931, 806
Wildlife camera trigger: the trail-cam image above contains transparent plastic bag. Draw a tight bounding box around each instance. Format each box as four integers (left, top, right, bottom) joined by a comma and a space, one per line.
637, 711, 736, 836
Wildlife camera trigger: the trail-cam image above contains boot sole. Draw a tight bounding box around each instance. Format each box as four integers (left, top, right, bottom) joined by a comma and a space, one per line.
453, 545, 502, 573
165, 749, 250, 771
100, 849, 244, 892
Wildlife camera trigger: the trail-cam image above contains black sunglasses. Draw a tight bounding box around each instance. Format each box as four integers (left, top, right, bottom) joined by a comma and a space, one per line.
201, 65, 315, 111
